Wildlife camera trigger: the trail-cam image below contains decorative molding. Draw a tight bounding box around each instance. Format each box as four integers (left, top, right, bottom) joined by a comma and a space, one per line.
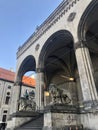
67, 12, 76, 22
17, 0, 80, 58
44, 104, 80, 114
35, 44, 40, 51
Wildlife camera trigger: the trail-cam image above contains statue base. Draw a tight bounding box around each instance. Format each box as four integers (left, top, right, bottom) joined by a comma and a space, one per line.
43, 104, 83, 130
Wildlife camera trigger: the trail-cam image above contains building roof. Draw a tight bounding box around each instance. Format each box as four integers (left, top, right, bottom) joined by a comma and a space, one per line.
0, 67, 35, 87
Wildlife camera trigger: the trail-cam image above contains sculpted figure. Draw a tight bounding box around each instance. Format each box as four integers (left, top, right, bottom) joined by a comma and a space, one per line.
49, 84, 71, 104
18, 90, 36, 111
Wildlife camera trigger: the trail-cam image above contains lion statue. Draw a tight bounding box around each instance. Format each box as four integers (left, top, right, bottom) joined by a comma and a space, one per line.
49, 84, 71, 104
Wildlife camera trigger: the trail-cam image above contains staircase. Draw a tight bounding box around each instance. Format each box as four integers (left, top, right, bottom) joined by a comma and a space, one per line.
15, 114, 43, 130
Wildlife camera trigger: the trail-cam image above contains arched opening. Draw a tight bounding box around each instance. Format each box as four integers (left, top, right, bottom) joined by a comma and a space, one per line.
39, 30, 82, 108
16, 55, 36, 111
78, 0, 98, 93
16, 55, 36, 82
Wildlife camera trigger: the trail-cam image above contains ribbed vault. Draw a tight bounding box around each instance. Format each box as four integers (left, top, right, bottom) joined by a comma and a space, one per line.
78, 0, 98, 53
39, 30, 77, 89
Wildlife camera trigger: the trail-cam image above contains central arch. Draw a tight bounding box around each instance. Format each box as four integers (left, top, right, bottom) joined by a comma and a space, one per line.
38, 30, 81, 106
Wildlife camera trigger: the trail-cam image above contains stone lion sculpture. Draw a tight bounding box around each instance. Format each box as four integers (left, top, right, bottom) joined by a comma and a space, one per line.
49, 84, 71, 104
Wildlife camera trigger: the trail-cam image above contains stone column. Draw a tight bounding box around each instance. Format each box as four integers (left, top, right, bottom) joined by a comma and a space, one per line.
11, 81, 22, 114
75, 42, 98, 108
36, 68, 45, 110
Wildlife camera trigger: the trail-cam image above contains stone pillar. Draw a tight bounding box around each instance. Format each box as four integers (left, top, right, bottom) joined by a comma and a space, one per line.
36, 68, 45, 110
11, 82, 22, 114
75, 42, 98, 108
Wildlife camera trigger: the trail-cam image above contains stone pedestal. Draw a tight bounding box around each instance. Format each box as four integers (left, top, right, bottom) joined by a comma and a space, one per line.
43, 104, 82, 130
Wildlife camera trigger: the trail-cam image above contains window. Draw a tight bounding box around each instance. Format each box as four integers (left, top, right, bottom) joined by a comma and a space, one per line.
3, 110, 7, 113
8, 85, 11, 89
5, 96, 10, 104
7, 92, 10, 96
2, 115, 7, 122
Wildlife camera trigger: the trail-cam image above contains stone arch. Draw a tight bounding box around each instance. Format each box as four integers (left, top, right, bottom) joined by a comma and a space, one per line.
78, 0, 98, 52
39, 30, 74, 66
78, 0, 98, 93
38, 30, 80, 105
16, 55, 36, 83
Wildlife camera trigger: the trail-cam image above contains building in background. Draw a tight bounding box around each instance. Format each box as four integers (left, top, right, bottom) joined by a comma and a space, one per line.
0, 67, 35, 129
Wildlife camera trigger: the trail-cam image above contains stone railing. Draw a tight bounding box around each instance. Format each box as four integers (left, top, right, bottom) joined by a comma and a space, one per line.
17, 0, 79, 58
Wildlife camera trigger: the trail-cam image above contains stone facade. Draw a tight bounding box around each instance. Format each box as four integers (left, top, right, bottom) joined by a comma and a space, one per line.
0, 80, 13, 124
12, 0, 98, 129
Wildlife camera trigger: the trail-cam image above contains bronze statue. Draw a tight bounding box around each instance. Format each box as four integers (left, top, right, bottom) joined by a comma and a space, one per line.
18, 90, 36, 111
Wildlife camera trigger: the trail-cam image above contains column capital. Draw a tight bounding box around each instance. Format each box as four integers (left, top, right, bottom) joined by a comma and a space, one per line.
36, 68, 44, 73
74, 41, 86, 50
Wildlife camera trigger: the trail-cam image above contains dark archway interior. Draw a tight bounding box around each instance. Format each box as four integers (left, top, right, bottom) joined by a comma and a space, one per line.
85, 3, 98, 92
39, 30, 77, 87
79, 1, 98, 92
16, 55, 36, 83
39, 30, 81, 106
85, 4, 98, 53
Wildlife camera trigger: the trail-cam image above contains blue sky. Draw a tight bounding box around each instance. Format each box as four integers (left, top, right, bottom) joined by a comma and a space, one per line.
0, 0, 62, 71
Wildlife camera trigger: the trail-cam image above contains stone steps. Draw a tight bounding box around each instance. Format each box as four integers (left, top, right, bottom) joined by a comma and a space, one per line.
15, 114, 43, 130
17, 127, 42, 130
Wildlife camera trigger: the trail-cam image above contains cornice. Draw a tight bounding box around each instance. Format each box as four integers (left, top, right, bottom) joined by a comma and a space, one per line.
17, 0, 80, 59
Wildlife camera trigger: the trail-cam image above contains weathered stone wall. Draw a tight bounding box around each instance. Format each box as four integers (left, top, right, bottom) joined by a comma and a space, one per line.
43, 112, 80, 130
80, 113, 98, 130
43, 112, 98, 130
